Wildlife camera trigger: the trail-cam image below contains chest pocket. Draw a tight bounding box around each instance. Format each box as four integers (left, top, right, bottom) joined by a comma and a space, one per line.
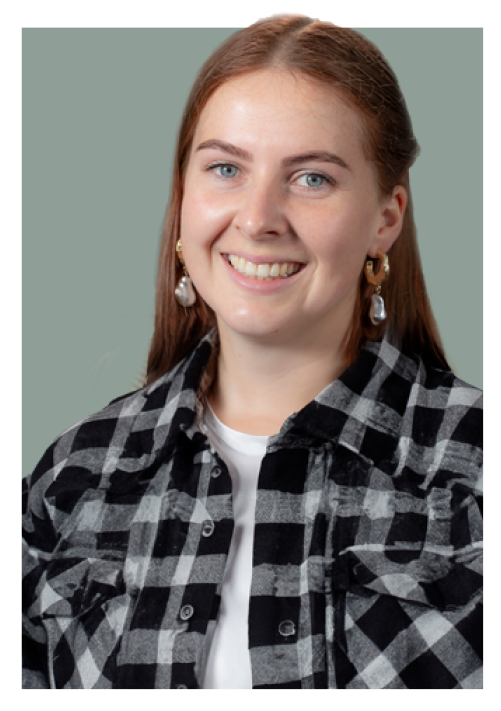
39, 486, 131, 623
329, 480, 481, 608
38, 553, 132, 688
37, 486, 133, 688
323, 448, 482, 688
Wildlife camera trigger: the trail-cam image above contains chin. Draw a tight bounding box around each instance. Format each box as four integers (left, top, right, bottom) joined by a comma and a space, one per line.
215, 313, 285, 341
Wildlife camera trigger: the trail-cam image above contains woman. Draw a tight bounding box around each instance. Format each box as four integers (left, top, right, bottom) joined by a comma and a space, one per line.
23, 16, 482, 689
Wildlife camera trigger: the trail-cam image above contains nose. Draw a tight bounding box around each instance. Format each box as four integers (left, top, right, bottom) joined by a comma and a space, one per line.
233, 179, 288, 241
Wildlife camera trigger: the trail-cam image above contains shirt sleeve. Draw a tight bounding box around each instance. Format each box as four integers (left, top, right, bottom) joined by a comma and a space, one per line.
22, 444, 58, 689
429, 392, 483, 686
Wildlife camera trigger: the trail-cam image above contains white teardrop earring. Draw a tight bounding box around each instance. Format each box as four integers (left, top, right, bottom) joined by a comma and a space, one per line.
174, 239, 196, 307
364, 249, 389, 325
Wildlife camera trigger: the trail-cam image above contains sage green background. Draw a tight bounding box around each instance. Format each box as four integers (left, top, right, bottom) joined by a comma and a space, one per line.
23, 28, 482, 478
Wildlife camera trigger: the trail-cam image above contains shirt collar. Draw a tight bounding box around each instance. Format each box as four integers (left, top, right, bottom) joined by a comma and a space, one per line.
146, 329, 420, 456
271, 335, 420, 454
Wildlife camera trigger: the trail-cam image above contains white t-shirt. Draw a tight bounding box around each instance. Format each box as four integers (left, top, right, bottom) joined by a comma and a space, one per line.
200, 405, 268, 689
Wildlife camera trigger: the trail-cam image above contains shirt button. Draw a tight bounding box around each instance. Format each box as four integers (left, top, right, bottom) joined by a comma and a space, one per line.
278, 620, 296, 637
211, 465, 222, 478
179, 604, 194, 621
202, 520, 215, 537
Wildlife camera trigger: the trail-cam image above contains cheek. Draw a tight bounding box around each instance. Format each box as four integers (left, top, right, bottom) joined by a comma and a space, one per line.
181, 185, 206, 236
183, 165, 233, 213
180, 194, 209, 261
306, 211, 374, 274
181, 188, 234, 249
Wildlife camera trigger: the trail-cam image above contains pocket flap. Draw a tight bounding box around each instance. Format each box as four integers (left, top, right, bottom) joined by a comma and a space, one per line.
40, 557, 125, 618
331, 484, 482, 610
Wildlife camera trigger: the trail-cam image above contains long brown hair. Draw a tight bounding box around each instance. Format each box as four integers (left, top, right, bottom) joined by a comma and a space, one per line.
146, 16, 449, 386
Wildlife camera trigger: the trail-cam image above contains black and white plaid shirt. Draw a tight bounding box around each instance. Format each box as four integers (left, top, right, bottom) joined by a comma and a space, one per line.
23, 331, 483, 689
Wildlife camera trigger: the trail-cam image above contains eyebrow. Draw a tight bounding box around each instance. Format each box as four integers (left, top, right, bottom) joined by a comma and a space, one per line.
195, 139, 351, 171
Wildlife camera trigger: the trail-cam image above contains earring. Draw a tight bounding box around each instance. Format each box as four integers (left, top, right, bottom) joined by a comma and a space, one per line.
174, 239, 196, 307
364, 249, 389, 325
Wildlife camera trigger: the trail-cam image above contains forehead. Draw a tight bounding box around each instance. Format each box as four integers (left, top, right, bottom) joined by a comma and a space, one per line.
192, 69, 366, 157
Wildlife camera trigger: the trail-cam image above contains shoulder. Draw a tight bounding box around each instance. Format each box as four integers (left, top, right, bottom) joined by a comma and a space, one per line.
23, 376, 159, 554
23, 384, 154, 527
23, 334, 214, 516
372, 336, 482, 436
400, 353, 482, 454
363, 337, 483, 495
400, 362, 484, 498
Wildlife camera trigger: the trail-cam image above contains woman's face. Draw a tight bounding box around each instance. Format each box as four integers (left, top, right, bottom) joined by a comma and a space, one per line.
180, 69, 403, 346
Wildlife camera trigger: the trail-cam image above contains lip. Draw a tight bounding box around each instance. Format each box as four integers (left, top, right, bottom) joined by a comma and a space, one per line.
220, 253, 305, 292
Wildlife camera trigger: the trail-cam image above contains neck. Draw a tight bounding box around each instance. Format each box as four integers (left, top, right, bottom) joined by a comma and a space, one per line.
209, 323, 349, 436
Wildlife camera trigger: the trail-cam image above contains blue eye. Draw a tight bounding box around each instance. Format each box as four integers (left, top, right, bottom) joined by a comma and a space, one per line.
297, 172, 331, 188
207, 163, 238, 178
205, 163, 335, 190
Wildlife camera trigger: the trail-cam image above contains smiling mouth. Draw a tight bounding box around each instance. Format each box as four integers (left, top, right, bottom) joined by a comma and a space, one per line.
227, 254, 302, 280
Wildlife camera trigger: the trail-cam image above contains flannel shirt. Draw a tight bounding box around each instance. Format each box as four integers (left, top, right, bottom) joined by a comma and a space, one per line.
22, 331, 483, 689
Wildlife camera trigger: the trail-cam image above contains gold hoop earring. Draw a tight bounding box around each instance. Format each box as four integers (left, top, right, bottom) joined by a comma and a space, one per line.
364, 249, 389, 325
174, 239, 196, 307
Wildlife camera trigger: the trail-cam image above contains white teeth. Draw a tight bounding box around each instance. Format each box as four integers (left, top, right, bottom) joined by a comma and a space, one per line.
227, 255, 301, 280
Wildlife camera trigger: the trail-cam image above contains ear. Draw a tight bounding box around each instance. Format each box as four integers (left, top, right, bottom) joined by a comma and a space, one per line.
368, 185, 407, 257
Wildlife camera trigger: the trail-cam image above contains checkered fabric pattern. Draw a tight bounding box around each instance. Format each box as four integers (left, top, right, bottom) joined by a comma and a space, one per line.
22, 331, 483, 688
